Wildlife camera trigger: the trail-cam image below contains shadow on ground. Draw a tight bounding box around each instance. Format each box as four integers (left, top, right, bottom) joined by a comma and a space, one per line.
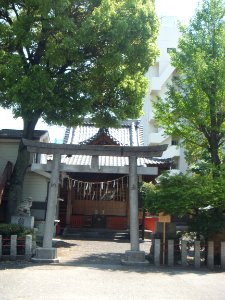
0, 237, 223, 275
0, 249, 221, 276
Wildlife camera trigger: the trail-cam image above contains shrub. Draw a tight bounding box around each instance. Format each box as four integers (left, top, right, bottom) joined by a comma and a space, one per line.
0, 223, 34, 237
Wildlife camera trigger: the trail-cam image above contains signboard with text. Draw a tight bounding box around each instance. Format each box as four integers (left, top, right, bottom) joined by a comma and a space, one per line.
158, 213, 171, 223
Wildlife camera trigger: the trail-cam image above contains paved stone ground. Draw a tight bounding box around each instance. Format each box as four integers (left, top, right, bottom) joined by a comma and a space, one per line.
54, 237, 151, 265
0, 237, 225, 300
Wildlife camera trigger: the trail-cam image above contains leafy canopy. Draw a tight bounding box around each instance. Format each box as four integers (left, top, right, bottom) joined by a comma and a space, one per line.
0, 0, 159, 128
142, 173, 225, 216
141, 172, 225, 237
153, 0, 225, 168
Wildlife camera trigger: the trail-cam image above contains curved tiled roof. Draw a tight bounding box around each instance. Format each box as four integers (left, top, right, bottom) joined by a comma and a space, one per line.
65, 120, 143, 147
61, 120, 169, 168
80, 128, 121, 146
61, 154, 168, 167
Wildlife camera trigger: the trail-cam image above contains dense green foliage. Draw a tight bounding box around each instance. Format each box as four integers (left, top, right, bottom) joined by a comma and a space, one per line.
153, 0, 225, 170
142, 172, 225, 237
0, 0, 159, 215
0, 223, 34, 236
0, 0, 159, 128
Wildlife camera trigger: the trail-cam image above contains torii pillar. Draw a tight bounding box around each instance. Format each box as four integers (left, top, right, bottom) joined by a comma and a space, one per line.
32, 154, 61, 263
121, 156, 147, 265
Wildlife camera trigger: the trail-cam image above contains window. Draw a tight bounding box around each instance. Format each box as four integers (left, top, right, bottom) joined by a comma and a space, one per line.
171, 139, 179, 146
167, 48, 176, 54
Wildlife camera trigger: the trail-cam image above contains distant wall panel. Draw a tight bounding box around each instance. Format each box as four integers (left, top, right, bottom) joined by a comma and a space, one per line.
72, 199, 127, 216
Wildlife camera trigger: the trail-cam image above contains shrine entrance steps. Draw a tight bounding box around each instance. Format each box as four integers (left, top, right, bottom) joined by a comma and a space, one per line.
62, 227, 130, 241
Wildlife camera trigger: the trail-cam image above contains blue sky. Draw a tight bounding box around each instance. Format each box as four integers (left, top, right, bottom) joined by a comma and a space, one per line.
0, 0, 202, 141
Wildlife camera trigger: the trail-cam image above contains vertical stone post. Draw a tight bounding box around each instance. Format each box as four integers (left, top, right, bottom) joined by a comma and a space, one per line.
207, 241, 214, 269
168, 240, 174, 267
0, 235, 2, 257
10, 235, 17, 257
121, 156, 147, 264
194, 240, 201, 268
25, 235, 32, 258
43, 153, 61, 248
154, 239, 161, 266
32, 154, 60, 262
221, 242, 225, 269
129, 156, 139, 252
181, 240, 188, 267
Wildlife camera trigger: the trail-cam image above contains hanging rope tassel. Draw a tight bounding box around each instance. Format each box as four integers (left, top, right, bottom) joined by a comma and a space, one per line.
83, 183, 86, 198
68, 178, 72, 190
89, 183, 92, 194
100, 182, 102, 197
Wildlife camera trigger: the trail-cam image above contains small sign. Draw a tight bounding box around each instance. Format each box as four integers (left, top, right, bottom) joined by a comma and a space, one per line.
158, 212, 171, 223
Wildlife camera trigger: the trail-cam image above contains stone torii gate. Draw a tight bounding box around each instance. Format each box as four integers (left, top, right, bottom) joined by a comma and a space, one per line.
22, 139, 167, 264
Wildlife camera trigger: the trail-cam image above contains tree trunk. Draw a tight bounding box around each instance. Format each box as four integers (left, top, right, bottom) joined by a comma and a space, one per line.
208, 133, 221, 178
6, 117, 39, 221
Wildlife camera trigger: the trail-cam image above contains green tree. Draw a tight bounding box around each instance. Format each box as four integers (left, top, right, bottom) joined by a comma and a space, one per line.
142, 173, 225, 238
154, 0, 225, 174
0, 0, 159, 217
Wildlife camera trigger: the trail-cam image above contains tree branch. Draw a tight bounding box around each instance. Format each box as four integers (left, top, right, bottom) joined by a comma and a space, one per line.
57, 63, 71, 75
0, 9, 13, 25
11, 4, 19, 20
32, 16, 50, 65
32, 38, 47, 65
16, 46, 29, 70
197, 124, 211, 141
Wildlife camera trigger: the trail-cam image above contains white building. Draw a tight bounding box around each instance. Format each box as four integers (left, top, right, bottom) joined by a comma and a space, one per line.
0, 129, 51, 234
140, 16, 188, 173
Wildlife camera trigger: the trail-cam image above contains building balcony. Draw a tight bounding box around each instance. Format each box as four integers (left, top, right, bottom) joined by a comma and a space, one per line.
150, 65, 175, 92
148, 131, 167, 145
161, 145, 181, 159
